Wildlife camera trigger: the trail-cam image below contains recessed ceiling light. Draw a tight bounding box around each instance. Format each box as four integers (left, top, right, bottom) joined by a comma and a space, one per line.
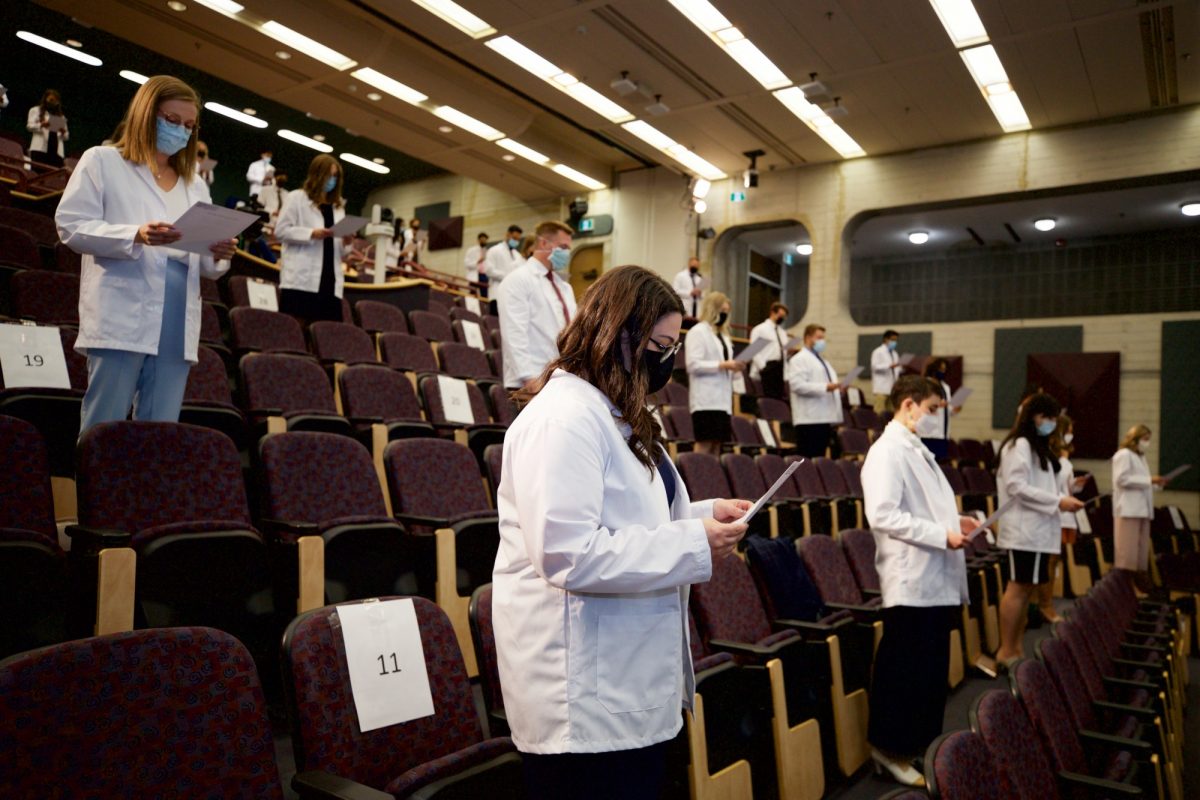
1033, 217, 1056, 231
167, 0, 187, 10
552, 164, 606, 190
275, 50, 291, 60
796, 243, 813, 256
501, 154, 516, 161
193, 0, 243, 13
438, 125, 453, 133
908, 231, 930, 245
410, 0, 496, 39
312, 134, 326, 142
372, 157, 385, 164
65, 39, 82, 48
1181, 202, 1200, 217
241, 107, 256, 116
366, 92, 382, 101
497, 138, 549, 164
927, 0, 989, 48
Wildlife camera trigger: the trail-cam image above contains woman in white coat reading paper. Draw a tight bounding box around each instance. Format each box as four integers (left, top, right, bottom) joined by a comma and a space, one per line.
274, 154, 350, 324
55, 75, 235, 433
684, 291, 744, 456
861, 375, 974, 787
494, 266, 750, 800
1111, 424, 1167, 591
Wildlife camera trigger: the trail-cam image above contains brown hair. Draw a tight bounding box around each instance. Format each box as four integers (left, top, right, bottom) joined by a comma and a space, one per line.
888, 374, 944, 413
301, 154, 344, 208
114, 75, 200, 178
803, 323, 825, 339
1000, 392, 1062, 473
535, 220, 574, 238
1053, 414, 1074, 456
39, 89, 61, 111
515, 265, 684, 474
769, 302, 788, 315
922, 358, 948, 379
1119, 424, 1151, 453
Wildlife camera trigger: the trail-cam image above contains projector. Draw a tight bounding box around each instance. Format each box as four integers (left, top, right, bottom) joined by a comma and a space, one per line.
610, 72, 638, 96
644, 96, 670, 116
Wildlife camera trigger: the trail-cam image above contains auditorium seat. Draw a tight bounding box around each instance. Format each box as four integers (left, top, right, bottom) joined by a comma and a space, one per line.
849, 406, 881, 433
662, 381, 689, 406
721, 452, 790, 537
752, 396, 792, 445
814, 458, 865, 528
57, 327, 88, 391
200, 300, 223, 344
10, 270, 79, 325
283, 597, 524, 798
836, 458, 865, 503
240, 352, 352, 438
468, 584, 508, 736
956, 438, 986, 469
0, 225, 41, 273
940, 464, 968, 512
409, 309, 454, 342
180, 344, 247, 449
199, 275, 221, 302
487, 348, 503, 378
791, 457, 858, 534
449, 305, 483, 325
795, 534, 885, 660
417, 374, 506, 462
487, 384, 517, 427
438, 341, 496, 382
756, 453, 827, 536
923, 729, 1004, 800
839, 529, 880, 597
308, 320, 377, 365
337, 364, 435, 444
960, 466, 997, 514
729, 414, 766, 454
0, 206, 58, 250
679, 452, 772, 539
355, 299, 408, 334
379, 331, 438, 374
226, 274, 279, 309
838, 427, 871, 460
229, 306, 309, 355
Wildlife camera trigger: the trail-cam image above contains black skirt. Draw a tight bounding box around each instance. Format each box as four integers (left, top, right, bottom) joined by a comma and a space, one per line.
868, 605, 954, 757
691, 410, 732, 443
279, 202, 342, 323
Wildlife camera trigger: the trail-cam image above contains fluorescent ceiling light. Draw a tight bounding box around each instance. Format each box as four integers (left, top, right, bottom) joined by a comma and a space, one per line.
497, 138, 549, 164
985, 89, 1030, 132
958, 44, 1030, 132
664, 0, 732, 33
928, 0, 988, 48
485, 36, 560, 79
260, 21, 356, 70
205, 102, 268, 128
551, 164, 606, 191
1181, 202, 1200, 217
432, 106, 504, 141
193, 0, 244, 14
665, 145, 728, 181
692, 178, 711, 199
722, 37, 790, 90
621, 120, 677, 151
664, 1, 789, 90
278, 129, 334, 152
119, 69, 149, 85
410, 0, 495, 38
959, 44, 1008, 88
15, 31, 102, 66
340, 152, 390, 174
908, 231, 929, 245
1033, 218, 1056, 231
772, 86, 824, 121
350, 67, 428, 105
771, 87, 866, 158
796, 243, 813, 255
560, 82, 634, 123
485, 35, 634, 123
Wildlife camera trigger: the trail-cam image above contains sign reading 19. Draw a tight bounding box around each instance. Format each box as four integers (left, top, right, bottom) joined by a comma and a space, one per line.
24, 355, 44, 367
377, 652, 402, 676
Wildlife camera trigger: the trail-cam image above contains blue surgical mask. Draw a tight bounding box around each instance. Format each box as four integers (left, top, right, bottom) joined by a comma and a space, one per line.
1036, 419, 1057, 436
323, 176, 338, 194
812, 340, 827, 354
549, 247, 570, 271
507, 238, 519, 250
263, 156, 271, 164
886, 340, 898, 351
155, 117, 192, 156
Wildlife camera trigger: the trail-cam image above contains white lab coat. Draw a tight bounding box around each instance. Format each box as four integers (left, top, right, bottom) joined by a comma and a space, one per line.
463, 243, 486, 282
925, 379, 953, 440
1112, 448, 1153, 519
787, 348, 843, 425
1058, 456, 1078, 529
870, 343, 899, 396
27, 106, 68, 157
685, 322, 733, 414
485, 241, 524, 286
497, 258, 576, 389
245, 158, 272, 197
274, 188, 346, 298
672, 269, 705, 317
747, 319, 787, 379
55, 146, 229, 363
493, 369, 713, 753
258, 183, 287, 217
862, 421, 969, 607
996, 437, 1063, 554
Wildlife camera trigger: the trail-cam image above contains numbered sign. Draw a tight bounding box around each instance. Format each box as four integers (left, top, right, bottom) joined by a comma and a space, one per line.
731, 372, 746, 395
464, 296, 481, 316
0, 324, 71, 390
756, 419, 777, 448
337, 599, 435, 732
246, 280, 278, 311
438, 375, 475, 425
461, 320, 486, 351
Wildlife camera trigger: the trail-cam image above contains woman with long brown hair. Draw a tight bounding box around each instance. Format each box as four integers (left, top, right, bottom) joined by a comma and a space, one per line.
494, 265, 750, 799
1112, 424, 1167, 590
56, 75, 236, 432
275, 153, 351, 323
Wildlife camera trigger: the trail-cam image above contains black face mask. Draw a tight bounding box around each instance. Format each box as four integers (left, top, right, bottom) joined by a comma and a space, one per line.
45, 102, 61, 114
688, 266, 699, 274
642, 348, 674, 394
934, 370, 946, 380
716, 311, 728, 327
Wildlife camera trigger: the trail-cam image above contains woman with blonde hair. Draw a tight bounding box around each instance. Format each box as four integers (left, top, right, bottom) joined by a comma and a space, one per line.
684, 291, 744, 455
275, 153, 351, 323
1112, 424, 1166, 590
56, 75, 236, 432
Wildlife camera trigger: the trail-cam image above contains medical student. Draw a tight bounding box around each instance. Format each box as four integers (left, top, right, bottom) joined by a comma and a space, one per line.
274, 154, 350, 324
918, 358, 958, 461
672, 257, 706, 320
245, 148, 273, 198
496, 220, 577, 390
994, 394, 1084, 666
495, 265, 750, 800
787, 323, 843, 457
194, 140, 214, 186
27, 88, 68, 166
1040, 415, 1082, 622
870, 329, 900, 411
463, 231, 489, 284
748, 302, 789, 400
862, 375, 974, 787
55, 75, 235, 432
685, 291, 742, 456
1112, 424, 1167, 592
484, 223, 525, 289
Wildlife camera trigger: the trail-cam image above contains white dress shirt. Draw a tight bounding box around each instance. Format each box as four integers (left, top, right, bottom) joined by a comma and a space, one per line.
1112, 447, 1154, 519
862, 421, 969, 608
925, 379, 953, 440
996, 438, 1063, 554
787, 348, 844, 425
672, 269, 705, 317
245, 158, 272, 197
493, 369, 712, 753
27, 106, 68, 157
485, 241, 525, 287
684, 321, 734, 414
274, 188, 346, 297
463, 243, 487, 282
747, 318, 787, 379
1058, 456, 1078, 529
871, 343, 899, 396
497, 258, 577, 389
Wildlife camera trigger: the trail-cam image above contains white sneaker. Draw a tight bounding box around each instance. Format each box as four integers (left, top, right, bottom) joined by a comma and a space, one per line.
871, 747, 926, 787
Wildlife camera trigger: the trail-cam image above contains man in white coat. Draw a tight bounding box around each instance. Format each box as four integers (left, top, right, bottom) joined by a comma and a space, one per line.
463, 231, 489, 284
787, 323, 843, 457
484, 224, 525, 290
870, 329, 900, 411
245, 149, 273, 198
497, 220, 577, 389
672, 257, 706, 320
748, 301, 789, 399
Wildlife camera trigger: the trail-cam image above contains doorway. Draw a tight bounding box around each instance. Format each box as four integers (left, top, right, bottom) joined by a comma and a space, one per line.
569, 245, 603, 300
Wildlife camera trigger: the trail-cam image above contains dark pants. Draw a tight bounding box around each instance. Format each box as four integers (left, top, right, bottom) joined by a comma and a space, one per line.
522, 742, 668, 800
759, 360, 786, 400
794, 423, 831, 458
868, 605, 954, 757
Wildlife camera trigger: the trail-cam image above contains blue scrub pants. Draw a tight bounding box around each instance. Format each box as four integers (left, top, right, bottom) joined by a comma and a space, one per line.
80, 260, 192, 433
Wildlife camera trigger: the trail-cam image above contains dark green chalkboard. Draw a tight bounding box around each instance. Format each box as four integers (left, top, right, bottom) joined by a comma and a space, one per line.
1160, 321, 1200, 492
992, 326, 1083, 429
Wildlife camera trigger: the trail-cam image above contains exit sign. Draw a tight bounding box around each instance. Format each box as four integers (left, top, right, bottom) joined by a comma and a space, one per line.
730, 191, 746, 203
578, 218, 595, 232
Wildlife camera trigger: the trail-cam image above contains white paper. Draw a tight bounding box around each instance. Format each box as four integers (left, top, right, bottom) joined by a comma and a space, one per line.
949, 386, 973, 407
846, 387, 863, 406
170, 202, 261, 254
0, 324, 70, 390
966, 497, 1019, 541
461, 320, 486, 351
897, 353, 916, 366
337, 599, 435, 733
438, 375, 475, 425
198, 158, 218, 172
47, 114, 66, 132
1161, 464, 1192, 484
464, 296, 482, 316
756, 418, 777, 448
245, 280, 278, 311
837, 365, 864, 389
739, 460, 802, 524
329, 215, 369, 237
734, 337, 770, 363
784, 336, 802, 351
1168, 506, 1184, 529
1076, 509, 1092, 534
731, 372, 746, 395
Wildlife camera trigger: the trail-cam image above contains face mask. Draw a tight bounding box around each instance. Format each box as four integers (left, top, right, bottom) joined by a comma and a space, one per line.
1063, 433, 1074, 444
776, 317, 787, 327
812, 339, 827, 354
549, 247, 570, 271
886, 340, 898, 351
915, 411, 941, 438
1138, 438, 1151, 452
263, 156, 271, 164
1036, 419, 1057, 437
934, 370, 946, 380
507, 238, 519, 250
689, 266, 699, 274
155, 117, 192, 156
642, 348, 675, 394
716, 311, 728, 327
46, 102, 61, 114
322, 176, 338, 194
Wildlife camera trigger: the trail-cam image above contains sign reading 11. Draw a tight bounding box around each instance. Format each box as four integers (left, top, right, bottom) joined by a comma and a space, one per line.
377, 652, 402, 676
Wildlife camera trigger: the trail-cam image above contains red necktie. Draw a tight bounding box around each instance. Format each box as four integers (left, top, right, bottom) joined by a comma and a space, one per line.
547, 270, 570, 324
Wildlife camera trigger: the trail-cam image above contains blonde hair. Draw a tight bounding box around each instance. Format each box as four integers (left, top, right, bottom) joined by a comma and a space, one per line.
302, 154, 345, 208
1119, 424, 1151, 452
1052, 413, 1074, 456
698, 291, 731, 334
114, 75, 200, 179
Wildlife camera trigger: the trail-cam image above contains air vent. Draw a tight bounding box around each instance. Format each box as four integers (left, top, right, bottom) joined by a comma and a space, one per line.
1139, 5, 1178, 107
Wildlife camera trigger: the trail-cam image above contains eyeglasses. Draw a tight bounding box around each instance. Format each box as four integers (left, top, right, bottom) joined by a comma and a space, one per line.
647, 338, 683, 364
158, 110, 199, 133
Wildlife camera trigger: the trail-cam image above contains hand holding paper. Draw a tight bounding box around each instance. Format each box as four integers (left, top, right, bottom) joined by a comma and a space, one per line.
734, 337, 770, 363
1160, 464, 1192, 485
170, 202, 261, 254
965, 497, 1018, 541
739, 460, 802, 524
838, 366, 865, 389
949, 386, 973, 407
329, 215, 369, 237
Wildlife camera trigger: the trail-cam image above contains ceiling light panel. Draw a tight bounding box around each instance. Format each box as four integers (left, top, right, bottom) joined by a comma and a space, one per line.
959, 44, 1030, 132
120, 69, 149, 84
410, 0, 495, 38
15, 31, 102, 66
484, 35, 634, 123
278, 129, 334, 152
551, 164, 606, 191
928, 0, 988, 48
341, 152, 391, 174
350, 68, 428, 105
497, 138, 550, 164
770, 87, 865, 159
205, 102, 268, 128
664, 0, 789, 90
192, 0, 244, 14
620, 121, 726, 180
432, 106, 504, 140
260, 21, 356, 70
